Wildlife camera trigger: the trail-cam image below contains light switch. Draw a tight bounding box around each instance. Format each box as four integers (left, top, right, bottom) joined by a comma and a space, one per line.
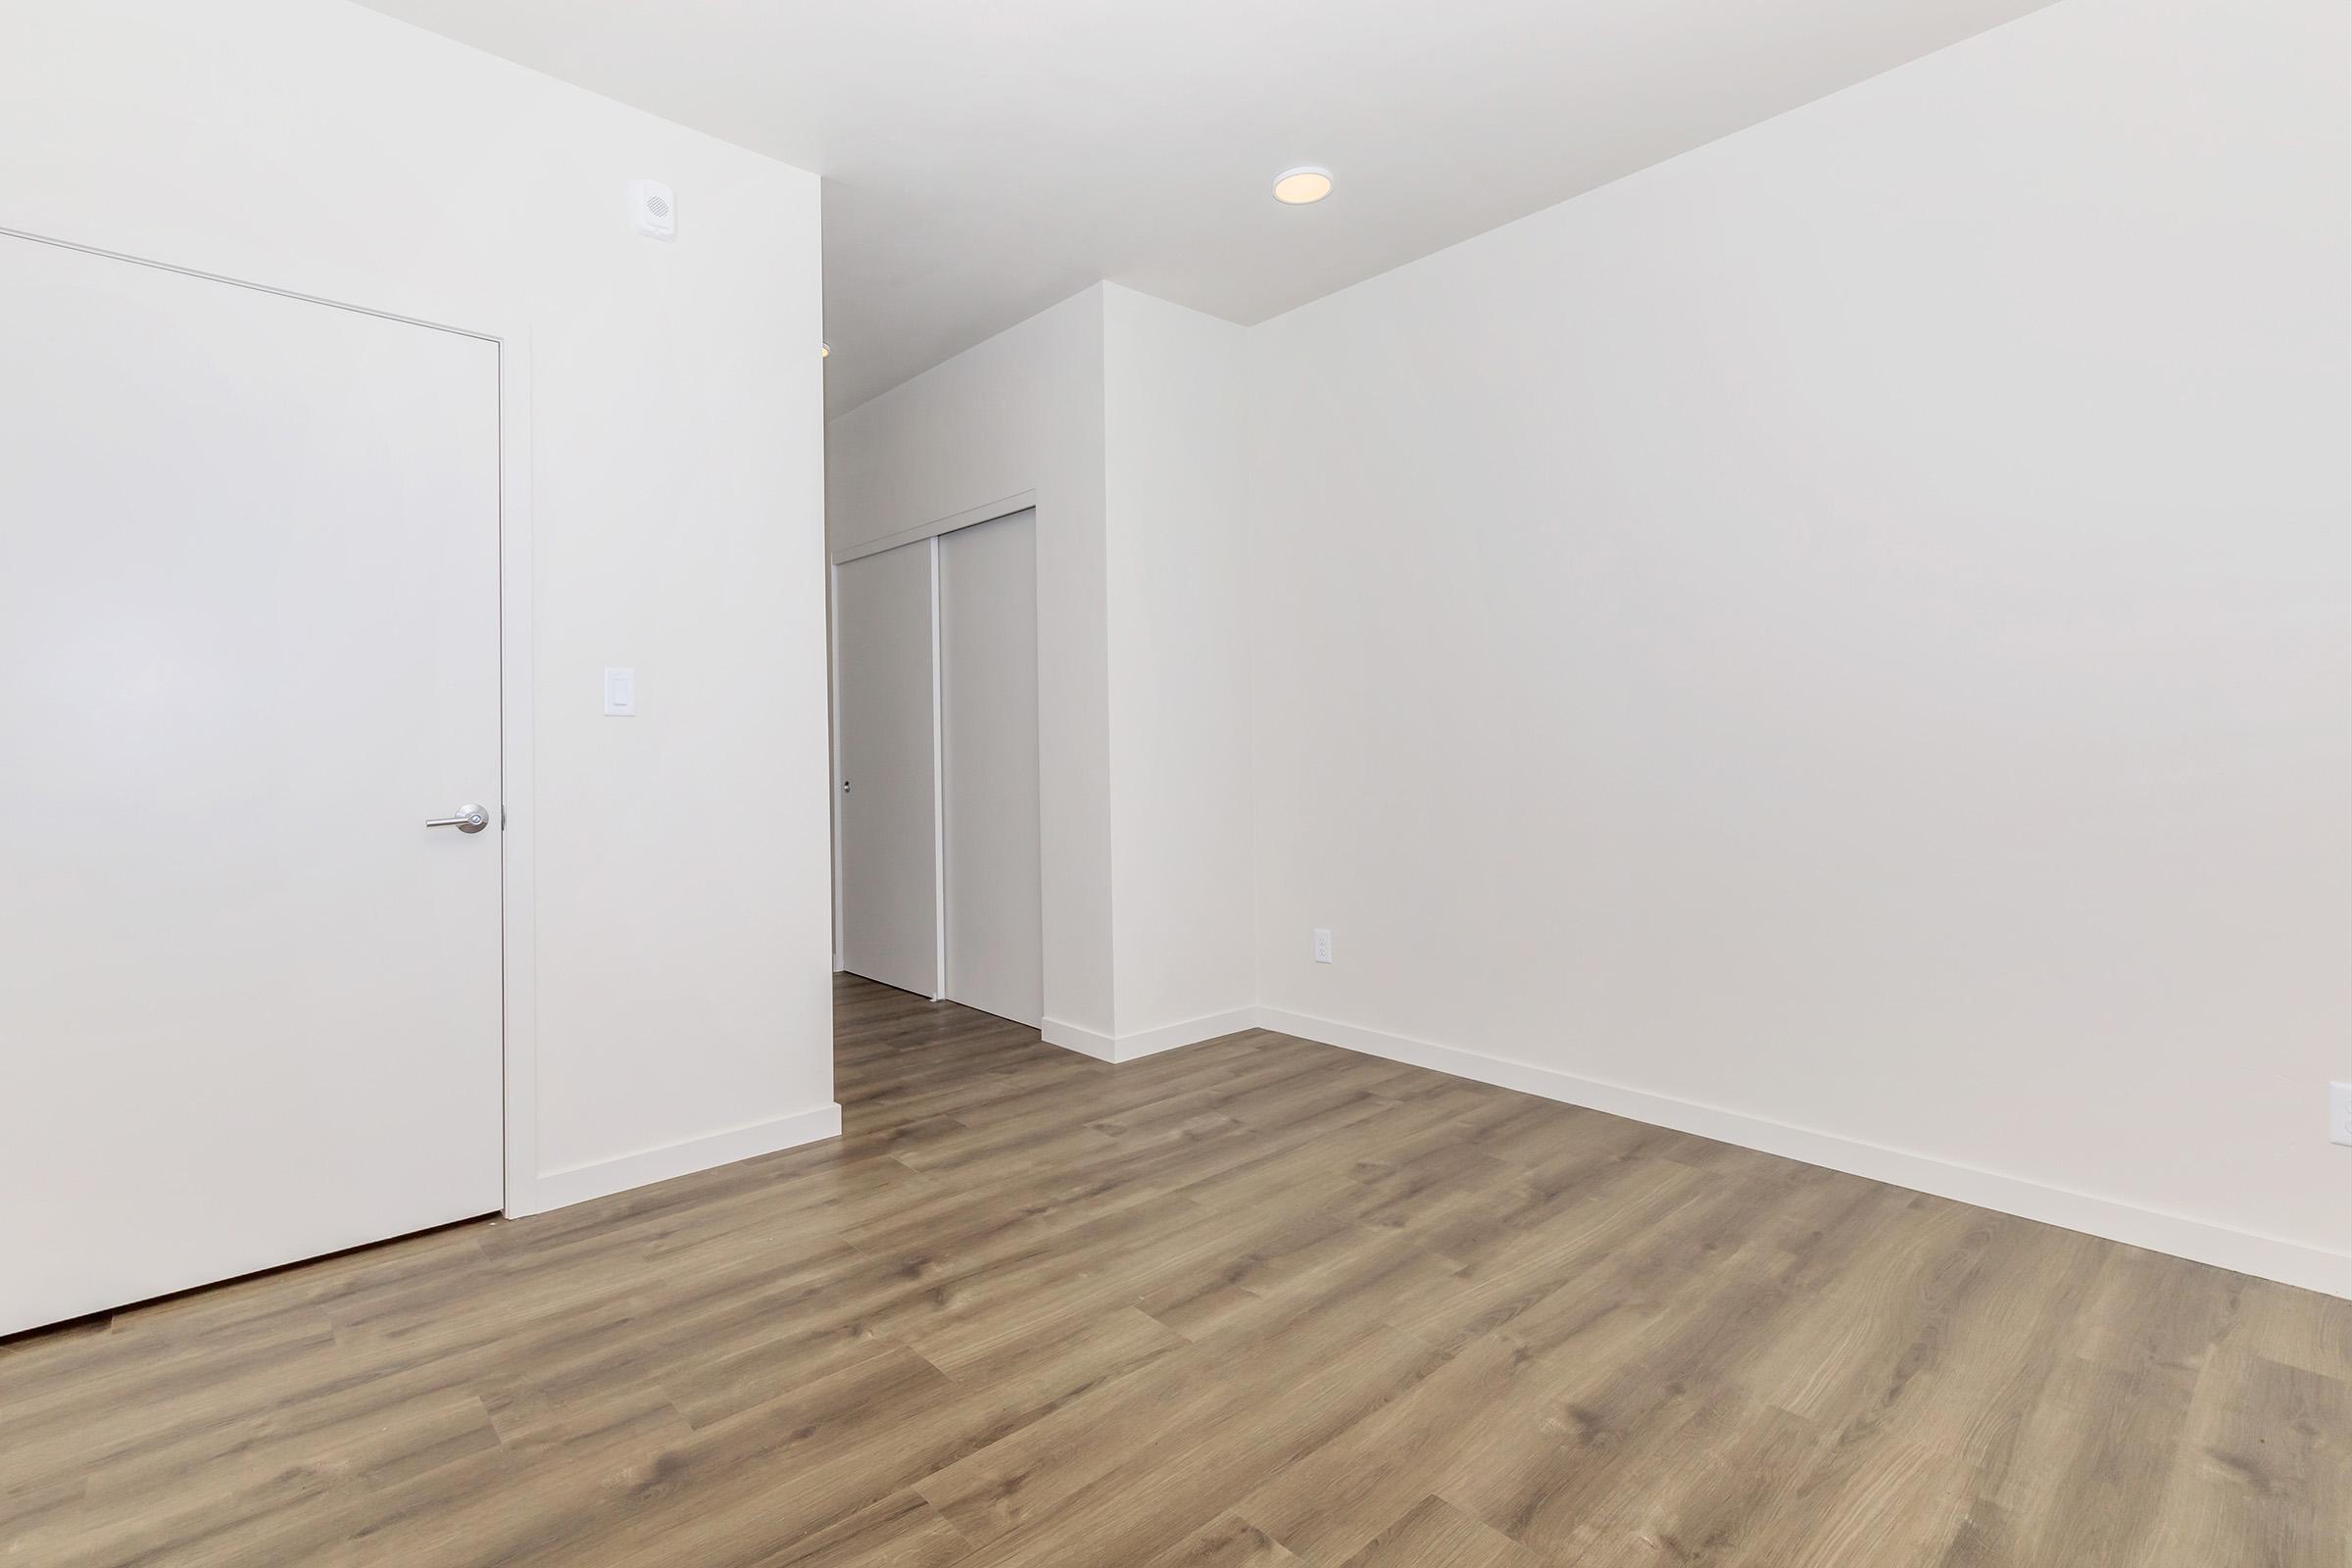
603, 667, 637, 716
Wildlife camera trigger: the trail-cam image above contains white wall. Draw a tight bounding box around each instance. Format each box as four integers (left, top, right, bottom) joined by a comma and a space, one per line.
827, 287, 1115, 1037
1248, 0, 2352, 1292
1103, 289, 1256, 1042
1, 0, 835, 1206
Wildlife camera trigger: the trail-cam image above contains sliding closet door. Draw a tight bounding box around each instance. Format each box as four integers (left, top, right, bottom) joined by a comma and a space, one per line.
834, 541, 938, 997
940, 510, 1043, 1026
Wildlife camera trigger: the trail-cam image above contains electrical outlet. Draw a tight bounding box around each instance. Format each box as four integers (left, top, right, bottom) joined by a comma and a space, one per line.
2332, 1082, 2352, 1148
1313, 928, 1334, 964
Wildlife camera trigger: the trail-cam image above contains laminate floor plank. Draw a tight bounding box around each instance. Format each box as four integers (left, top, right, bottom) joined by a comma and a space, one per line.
4, 974, 2344, 1566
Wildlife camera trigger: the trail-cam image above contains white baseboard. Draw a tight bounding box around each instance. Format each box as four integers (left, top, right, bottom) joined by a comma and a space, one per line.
1256, 1006, 2352, 1301
1040, 1015, 1117, 1060
507, 1102, 844, 1218
1041, 1006, 1258, 1064
1112, 1006, 1261, 1062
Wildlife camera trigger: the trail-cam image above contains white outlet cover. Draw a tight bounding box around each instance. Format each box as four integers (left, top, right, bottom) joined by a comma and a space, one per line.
2331, 1081, 2352, 1148
1313, 928, 1334, 964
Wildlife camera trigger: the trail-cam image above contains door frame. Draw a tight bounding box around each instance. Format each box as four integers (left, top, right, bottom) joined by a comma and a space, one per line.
0, 223, 543, 1220
828, 491, 1037, 1001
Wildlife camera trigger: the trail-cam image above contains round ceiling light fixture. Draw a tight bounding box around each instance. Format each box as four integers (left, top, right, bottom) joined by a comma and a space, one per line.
820, 341, 831, 359
1272, 167, 1334, 205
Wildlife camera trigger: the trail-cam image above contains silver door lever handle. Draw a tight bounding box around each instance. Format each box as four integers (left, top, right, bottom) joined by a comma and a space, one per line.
426, 805, 490, 834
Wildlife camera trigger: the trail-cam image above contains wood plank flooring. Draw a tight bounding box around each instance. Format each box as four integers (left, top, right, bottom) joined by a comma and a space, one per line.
4, 973, 2347, 1566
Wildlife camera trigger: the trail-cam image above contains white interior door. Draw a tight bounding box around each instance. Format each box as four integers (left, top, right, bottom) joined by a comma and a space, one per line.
834, 541, 939, 997
941, 511, 1043, 1027
0, 234, 504, 1336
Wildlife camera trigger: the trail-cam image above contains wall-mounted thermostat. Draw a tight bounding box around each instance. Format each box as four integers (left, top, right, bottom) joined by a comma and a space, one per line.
628, 179, 675, 241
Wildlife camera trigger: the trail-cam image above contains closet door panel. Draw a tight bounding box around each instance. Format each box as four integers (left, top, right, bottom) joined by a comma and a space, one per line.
835, 541, 939, 997
941, 511, 1043, 1026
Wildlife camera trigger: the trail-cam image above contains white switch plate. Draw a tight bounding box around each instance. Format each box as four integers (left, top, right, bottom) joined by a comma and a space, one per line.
603, 666, 637, 716
1313, 928, 1334, 964
2331, 1081, 2352, 1147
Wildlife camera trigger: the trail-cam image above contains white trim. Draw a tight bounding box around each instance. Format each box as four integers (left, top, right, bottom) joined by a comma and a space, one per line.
0, 223, 505, 344
1254, 1005, 2352, 1300
495, 332, 539, 1217
1041, 1007, 1259, 1064
1041, 1016, 1118, 1061
1115, 1007, 1261, 1061
508, 1103, 845, 1217
928, 535, 948, 1001
831, 490, 1038, 564
827, 557, 847, 978
1, 223, 548, 1235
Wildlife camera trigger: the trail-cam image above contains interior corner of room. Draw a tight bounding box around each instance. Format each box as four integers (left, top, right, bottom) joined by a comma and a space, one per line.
3, 0, 2347, 1559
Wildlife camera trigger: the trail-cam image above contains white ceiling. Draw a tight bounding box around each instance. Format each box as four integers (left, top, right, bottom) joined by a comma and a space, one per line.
357, 0, 2055, 415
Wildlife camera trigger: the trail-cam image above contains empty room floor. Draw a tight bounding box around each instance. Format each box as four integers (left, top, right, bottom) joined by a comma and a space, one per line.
3, 975, 2345, 1567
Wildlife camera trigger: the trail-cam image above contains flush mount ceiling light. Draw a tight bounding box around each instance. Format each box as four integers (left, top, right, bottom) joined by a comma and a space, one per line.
1272, 167, 1334, 205
820, 342, 831, 359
